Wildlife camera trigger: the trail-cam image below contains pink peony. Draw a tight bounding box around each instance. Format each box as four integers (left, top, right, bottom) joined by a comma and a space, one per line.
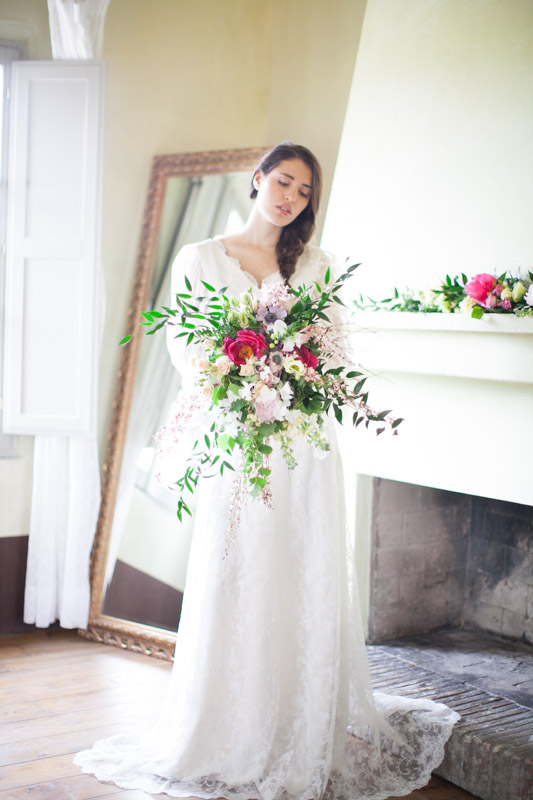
465, 273, 496, 303
294, 345, 319, 369
254, 386, 278, 423
223, 330, 267, 365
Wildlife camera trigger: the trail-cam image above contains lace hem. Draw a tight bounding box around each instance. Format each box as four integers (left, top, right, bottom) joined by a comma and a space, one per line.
74, 695, 459, 800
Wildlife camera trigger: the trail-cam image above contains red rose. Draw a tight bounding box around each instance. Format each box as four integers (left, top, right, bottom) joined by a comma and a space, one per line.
223, 330, 267, 365
294, 345, 319, 369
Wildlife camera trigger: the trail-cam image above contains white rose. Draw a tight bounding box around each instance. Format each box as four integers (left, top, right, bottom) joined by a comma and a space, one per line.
525, 284, 533, 307
215, 355, 232, 374
239, 363, 255, 377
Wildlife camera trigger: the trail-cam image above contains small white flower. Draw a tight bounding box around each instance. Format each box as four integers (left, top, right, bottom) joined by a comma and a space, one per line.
282, 331, 306, 351
283, 356, 305, 377
278, 381, 293, 403
271, 318, 288, 337
525, 284, 533, 307
458, 296, 478, 314
238, 384, 253, 401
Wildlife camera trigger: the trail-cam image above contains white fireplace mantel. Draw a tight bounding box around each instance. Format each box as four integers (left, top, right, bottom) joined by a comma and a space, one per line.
341, 311, 533, 508
352, 311, 533, 385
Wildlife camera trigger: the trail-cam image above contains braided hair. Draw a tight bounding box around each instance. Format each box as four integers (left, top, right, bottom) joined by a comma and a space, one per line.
250, 142, 322, 283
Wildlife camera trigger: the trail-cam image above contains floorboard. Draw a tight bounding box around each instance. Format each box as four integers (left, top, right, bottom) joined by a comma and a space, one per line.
0, 629, 480, 799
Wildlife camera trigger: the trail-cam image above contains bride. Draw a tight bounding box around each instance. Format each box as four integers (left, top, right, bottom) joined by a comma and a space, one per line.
75, 142, 459, 799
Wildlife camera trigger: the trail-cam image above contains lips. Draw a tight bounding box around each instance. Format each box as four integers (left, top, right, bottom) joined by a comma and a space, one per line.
277, 204, 292, 216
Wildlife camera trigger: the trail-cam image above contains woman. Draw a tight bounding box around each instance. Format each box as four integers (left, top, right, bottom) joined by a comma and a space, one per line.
75, 143, 459, 799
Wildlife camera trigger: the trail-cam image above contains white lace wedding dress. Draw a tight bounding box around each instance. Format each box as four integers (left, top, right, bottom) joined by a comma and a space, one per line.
75, 238, 459, 799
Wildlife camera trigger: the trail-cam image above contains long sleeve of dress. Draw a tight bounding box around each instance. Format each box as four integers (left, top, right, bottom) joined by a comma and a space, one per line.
166, 243, 204, 385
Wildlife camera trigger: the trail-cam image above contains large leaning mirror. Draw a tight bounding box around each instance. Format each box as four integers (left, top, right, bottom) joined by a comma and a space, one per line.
81, 148, 267, 660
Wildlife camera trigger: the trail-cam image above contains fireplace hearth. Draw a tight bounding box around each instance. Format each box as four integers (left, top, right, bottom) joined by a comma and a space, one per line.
368, 628, 533, 800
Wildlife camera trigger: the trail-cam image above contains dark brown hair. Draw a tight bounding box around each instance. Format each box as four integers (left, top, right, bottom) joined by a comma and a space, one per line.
250, 142, 322, 282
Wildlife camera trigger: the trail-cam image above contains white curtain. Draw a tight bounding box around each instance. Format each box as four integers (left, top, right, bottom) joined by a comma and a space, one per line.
25, 437, 101, 628
24, 1, 110, 629
47, 0, 110, 59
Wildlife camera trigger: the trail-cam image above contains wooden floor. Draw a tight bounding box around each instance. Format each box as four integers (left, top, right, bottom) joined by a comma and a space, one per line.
0, 629, 479, 800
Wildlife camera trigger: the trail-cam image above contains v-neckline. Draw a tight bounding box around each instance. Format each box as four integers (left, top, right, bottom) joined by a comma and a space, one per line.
214, 237, 280, 287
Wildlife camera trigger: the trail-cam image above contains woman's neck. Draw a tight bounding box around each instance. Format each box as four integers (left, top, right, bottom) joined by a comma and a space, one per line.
237, 207, 281, 250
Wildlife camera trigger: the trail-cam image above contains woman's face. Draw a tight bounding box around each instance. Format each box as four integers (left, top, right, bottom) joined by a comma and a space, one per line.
254, 158, 312, 228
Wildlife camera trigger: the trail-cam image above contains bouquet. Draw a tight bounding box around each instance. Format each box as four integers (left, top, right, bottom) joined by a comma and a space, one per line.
121, 265, 401, 545
355, 270, 533, 318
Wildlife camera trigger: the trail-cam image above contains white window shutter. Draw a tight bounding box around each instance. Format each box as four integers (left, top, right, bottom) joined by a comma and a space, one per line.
3, 61, 104, 436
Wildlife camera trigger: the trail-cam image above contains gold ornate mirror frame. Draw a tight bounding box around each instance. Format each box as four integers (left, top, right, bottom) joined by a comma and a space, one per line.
80, 147, 268, 660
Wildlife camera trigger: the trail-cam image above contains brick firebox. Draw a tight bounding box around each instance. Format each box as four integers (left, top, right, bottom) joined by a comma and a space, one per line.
367, 478, 533, 645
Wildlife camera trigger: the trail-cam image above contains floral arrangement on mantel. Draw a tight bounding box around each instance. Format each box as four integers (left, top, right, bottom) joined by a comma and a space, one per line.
355, 270, 533, 319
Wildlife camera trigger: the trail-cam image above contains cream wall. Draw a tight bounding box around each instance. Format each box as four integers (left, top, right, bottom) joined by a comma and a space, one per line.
266, 0, 367, 234
98, 0, 271, 451
0, 0, 362, 538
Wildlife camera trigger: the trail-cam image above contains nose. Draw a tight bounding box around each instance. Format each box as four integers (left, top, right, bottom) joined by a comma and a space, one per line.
284, 186, 297, 202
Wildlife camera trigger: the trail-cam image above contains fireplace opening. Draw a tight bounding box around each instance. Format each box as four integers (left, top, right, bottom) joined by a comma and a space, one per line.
367, 479, 533, 644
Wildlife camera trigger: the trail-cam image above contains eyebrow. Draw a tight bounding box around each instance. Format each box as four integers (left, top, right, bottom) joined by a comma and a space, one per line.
280, 172, 312, 189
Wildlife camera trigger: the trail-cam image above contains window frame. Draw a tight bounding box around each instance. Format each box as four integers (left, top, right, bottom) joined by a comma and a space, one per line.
0, 40, 23, 457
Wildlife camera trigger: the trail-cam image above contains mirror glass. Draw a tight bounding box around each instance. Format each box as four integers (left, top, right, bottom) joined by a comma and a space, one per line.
101, 171, 253, 631
83, 148, 266, 659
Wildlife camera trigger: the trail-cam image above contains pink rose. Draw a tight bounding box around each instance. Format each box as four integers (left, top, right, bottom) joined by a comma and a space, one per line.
465, 273, 496, 303
294, 345, 319, 369
223, 330, 267, 365
499, 298, 512, 310
493, 283, 503, 296
254, 386, 278, 422
484, 294, 498, 309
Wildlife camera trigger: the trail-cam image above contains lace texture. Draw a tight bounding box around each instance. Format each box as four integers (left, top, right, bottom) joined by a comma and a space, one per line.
75, 240, 459, 798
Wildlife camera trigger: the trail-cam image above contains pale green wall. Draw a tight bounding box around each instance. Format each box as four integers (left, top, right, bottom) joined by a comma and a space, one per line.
323, 0, 533, 297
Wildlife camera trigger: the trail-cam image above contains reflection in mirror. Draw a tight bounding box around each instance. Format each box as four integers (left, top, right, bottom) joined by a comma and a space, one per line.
81, 148, 267, 659
101, 172, 253, 632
